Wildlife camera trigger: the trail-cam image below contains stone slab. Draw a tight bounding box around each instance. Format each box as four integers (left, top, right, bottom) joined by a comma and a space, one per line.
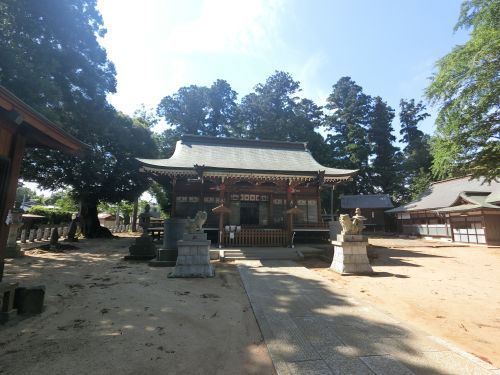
124, 254, 156, 261
237, 261, 495, 375
168, 264, 214, 278
148, 260, 176, 267
336, 234, 366, 242
286, 360, 332, 375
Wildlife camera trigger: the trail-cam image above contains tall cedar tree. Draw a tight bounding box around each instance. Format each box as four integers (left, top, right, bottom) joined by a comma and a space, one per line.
368, 97, 402, 199
238, 71, 330, 163
399, 99, 431, 173
426, 0, 500, 181
324, 77, 372, 194
399, 99, 433, 201
0, 0, 157, 237
239, 71, 300, 141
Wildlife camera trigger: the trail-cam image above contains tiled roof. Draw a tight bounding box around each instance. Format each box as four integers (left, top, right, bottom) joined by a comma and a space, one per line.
138, 135, 356, 181
340, 194, 394, 209
387, 176, 500, 213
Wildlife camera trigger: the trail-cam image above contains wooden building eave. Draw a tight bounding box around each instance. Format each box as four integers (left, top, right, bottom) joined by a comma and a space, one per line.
0, 86, 88, 155
139, 165, 352, 183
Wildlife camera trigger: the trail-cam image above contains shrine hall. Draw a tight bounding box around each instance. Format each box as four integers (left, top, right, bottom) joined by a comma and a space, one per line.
137, 135, 356, 246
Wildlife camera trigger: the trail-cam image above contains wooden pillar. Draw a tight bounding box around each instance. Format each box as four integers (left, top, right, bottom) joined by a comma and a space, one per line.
0, 133, 26, 281
219, 177, 226, 245
218, 213, 224, 248
269, 192, 274, 227
317, 185, 322, 224
171, 176, 177, 218
199, 179, 204, 211
286, 179, 294, 246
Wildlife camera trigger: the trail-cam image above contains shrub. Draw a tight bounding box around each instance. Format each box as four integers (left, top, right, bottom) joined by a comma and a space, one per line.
27, 206, 73, 225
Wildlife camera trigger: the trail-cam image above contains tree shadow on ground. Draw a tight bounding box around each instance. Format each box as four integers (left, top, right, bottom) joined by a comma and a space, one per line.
238, 261, 490, 375
1, 238, 275, 375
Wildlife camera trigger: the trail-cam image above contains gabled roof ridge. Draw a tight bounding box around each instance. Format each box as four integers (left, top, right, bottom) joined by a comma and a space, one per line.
430, 175, 472, 185
181, 135, 308, 151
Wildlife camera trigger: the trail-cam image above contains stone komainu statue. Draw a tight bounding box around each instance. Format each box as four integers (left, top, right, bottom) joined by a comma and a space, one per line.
186, 211, 208, 233
339, 213, 365, 235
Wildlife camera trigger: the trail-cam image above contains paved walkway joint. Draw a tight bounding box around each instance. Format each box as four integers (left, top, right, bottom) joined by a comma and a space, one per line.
238, 260, 497, 375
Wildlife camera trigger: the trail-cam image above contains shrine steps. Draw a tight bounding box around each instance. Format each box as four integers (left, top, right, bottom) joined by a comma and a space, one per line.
219, 248, 302, 261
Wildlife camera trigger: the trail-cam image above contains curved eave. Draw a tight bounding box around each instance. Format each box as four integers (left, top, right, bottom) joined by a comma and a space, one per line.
138, 163, 356, 182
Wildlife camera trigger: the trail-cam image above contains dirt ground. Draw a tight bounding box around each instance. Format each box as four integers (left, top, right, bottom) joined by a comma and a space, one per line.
301, 237, 500, 368
0, 234, 275, 375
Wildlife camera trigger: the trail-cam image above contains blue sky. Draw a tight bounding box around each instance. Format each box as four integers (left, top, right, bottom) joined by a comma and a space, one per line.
97, 0, 469, 136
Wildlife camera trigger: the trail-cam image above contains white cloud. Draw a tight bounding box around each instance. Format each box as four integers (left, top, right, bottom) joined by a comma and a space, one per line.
98, 0, 285, 115
163, 0, 284, 55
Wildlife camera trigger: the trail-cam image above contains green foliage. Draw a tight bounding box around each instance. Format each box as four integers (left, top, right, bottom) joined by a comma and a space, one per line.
23, 110, 157, 204
154, 128, 180, 158
324, 77, 372, 193
0, 0, 158, 237
239, 71, 301, 140
397, 99, 434, 203
426, 0, 500, 181
133, 105, 159, 129
149, 181, 170, 214
98, 200, 134, 216
407, 170, 433, 201
368, 97, 402, 198
238, 71, 330, 162
28, 205, 72, 224
157, 79, 238, 137
46, 190, 79, 212
14, 185, 41, 208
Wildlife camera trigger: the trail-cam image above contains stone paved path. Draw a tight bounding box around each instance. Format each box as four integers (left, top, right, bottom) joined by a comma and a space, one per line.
238, 260, 498, 375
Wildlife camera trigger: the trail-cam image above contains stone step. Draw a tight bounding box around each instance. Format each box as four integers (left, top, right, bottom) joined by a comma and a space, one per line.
221, 249, 301, 261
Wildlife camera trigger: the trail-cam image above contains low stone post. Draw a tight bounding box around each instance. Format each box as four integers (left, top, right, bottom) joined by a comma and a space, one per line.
66, 215, 78, 242
5, 210, 24, 258
43, 227, 50, 240
29, 229, 35, 242
36, 228, 43, 241
49, 228, 59, 251
20, 229, 27, 244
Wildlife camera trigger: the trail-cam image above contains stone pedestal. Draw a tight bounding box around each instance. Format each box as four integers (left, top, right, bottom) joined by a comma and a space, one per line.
330, 234, 373, 274
149, 218, 187, 267
124, 234, 157, 261
14, 286, 45, 314
169, 231, 214, 278
0, 282, 19, 323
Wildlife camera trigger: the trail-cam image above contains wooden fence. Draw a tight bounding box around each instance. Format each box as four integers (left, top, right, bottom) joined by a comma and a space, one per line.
223, 228, 287, 247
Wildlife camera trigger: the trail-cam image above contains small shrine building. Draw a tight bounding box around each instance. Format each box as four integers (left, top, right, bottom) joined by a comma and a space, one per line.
138, 135, 356, 246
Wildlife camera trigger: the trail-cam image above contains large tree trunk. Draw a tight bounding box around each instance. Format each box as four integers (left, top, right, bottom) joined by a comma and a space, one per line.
131, 198, 138, 232
79, 198, 112, 238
